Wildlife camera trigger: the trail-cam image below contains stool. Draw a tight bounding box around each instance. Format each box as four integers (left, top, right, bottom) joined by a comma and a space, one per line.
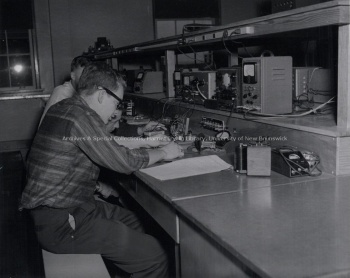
42, 250, 110, 278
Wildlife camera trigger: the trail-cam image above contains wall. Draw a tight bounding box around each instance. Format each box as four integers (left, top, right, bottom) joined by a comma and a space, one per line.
220, 0, 271, 24
0, 98, 44, 145
0, 0, 154, 146
47, 0, 154, 86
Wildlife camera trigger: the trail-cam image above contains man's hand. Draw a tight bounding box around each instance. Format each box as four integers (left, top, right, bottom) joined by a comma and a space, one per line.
96, 181, 119, 198
159, 141, 184, 160
137, 121, 166, 135
114, 134, 171, 149
144, 134, 171, 147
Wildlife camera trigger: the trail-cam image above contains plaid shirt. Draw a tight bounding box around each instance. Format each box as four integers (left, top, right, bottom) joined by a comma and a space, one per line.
20, 95, 149, 209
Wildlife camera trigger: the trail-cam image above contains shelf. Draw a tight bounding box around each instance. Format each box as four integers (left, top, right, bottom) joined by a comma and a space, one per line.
107, 0, 350, 154
126, 93, 342, 137
89, 1, 350, 59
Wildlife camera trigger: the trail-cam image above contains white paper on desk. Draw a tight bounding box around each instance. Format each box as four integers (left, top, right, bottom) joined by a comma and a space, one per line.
140, 155, 233, 181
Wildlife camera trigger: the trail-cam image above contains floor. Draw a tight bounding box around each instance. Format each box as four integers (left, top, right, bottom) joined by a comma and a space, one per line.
0, 151, 44, 278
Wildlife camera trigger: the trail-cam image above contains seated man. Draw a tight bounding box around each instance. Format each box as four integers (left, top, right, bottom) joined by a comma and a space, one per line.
39, 56, 91, 126
41, 56, 167, 149
19, 62, 184, 277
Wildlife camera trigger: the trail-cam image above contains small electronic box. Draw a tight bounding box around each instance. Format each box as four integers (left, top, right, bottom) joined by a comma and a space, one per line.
242, 56, 293, 114
180, 71, 216, 104
215, 67, 242, 111
133, 71, 164, 94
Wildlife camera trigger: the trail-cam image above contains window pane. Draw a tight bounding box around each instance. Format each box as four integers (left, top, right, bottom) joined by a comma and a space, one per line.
7, 31, 30, 54
9, 55, 33, 87
0, 32, 7, 54
0, 70, 10, 87
0, 56, 10, 86
0, 56, 9, 70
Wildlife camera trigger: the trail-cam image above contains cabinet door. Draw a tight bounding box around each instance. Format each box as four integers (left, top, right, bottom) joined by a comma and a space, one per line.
179, 217, 254, 278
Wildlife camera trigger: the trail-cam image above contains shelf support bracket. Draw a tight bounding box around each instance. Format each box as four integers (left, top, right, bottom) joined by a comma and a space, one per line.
165, 50, 175, 98
337, 24, 350, 135
228, 51, 238, 67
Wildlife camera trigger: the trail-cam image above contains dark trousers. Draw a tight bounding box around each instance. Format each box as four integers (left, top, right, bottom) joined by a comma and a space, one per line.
30, 200, 169, 278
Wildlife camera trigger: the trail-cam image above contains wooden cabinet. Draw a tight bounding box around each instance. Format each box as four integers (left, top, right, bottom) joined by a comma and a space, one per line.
179, 217, 253, 277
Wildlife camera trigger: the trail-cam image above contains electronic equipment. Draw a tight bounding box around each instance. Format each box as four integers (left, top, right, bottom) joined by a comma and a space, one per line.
124, 69, 143, 92
215, 67, 242, 111
200, 116, 225, 131
203, 99, 219, 109
180, 71, 216, 105
94, 37, 112, 51
247, 143, 271, 176
235, 141, 271, 176
242, 56, 293, 114
194, 133, 216, 153
134, 71, 164, 94
124, 99, 135, 116
293, 67, 334, 104
215, 130, 231, 146
271, 148, 310, 177
174, 70, 182, 97
235, 143, 248, 173
271, 146, 321, 177
271, 0, 325, 13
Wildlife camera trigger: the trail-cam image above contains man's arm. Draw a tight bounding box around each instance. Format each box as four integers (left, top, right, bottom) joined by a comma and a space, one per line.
114, 134, 171, 149
72, 114, 183, 174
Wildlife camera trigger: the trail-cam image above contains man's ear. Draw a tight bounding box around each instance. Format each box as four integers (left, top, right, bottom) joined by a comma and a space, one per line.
97, 89, 104, 104
70, 71, 75, 82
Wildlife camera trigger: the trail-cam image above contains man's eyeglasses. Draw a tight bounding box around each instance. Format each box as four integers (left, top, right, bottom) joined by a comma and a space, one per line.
100, 86, 124, 110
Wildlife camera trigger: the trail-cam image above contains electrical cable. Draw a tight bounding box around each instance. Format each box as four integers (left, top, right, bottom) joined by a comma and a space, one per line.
195, 83, 207, 99
221, 30, 254, 58
176, 43, 215, 71
243, 97, 335, 120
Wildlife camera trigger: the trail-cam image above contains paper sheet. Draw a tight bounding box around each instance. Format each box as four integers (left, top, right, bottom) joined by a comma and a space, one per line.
139, 155, 233, 181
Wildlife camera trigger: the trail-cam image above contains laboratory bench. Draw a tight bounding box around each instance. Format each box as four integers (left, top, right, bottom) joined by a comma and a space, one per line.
175, 175, 350, 277
116, 148, 349, 277
116, 87, 350, 277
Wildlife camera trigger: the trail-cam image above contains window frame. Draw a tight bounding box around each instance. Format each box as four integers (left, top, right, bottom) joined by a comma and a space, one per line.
0, 29, 39, 92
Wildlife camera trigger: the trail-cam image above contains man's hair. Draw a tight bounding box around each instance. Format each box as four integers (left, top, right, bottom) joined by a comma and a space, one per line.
71, 56, 91, 72
77, 62, 125, 96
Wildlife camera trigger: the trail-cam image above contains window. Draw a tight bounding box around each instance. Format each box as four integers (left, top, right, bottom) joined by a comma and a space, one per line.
0, 0, 38, 92
0, 30, 36, 90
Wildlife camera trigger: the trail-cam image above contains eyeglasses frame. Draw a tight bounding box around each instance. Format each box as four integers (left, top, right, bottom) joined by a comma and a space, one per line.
99, 86, 124, 110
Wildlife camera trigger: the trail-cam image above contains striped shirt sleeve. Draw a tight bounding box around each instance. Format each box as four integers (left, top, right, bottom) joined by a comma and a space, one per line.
70, 110, 150, 174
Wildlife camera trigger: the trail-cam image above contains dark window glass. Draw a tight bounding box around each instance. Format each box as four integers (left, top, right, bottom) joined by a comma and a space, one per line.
0, 0, 33, 29
8, 32, 30, 54
0, 1, 36, 91
0, 32, 7, 54
0, 70, 10, 87
0, 57, 8, 70
0, 56, 10, 87
9, 55, 32, 87
0, 30, 34, 90
10, 68, 32, 87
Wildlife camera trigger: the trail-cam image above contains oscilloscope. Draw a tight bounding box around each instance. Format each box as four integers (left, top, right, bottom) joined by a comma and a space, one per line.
242, 56, 293, 114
